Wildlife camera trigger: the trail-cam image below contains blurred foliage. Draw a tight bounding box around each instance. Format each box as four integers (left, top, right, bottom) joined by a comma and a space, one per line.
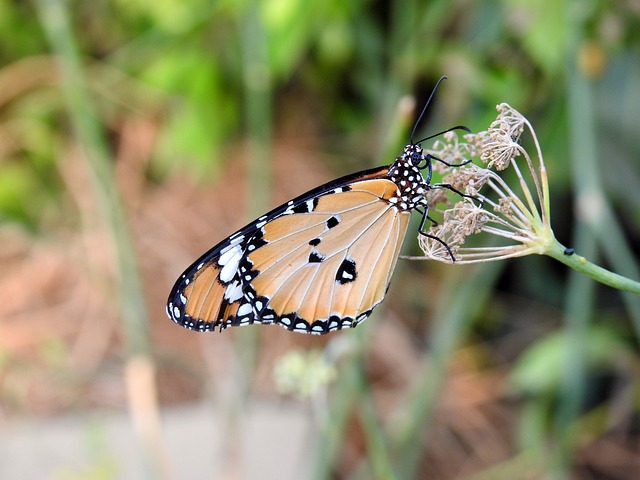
511, 325, 632, 397
1, 0, 639, 478
1, 0, 638, 225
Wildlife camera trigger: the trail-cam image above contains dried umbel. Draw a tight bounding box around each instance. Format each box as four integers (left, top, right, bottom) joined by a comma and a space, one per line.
413, 104, 554, 264
406, 104, 639, 295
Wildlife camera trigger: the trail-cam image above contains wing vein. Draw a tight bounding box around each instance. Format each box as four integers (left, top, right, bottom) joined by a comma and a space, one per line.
353, 209, 400, 314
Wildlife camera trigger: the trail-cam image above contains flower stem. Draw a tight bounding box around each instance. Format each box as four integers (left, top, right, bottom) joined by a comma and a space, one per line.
545, 239, 640, 294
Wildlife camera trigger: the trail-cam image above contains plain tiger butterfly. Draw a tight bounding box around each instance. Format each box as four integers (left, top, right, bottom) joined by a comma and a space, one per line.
166, 76, 471, 335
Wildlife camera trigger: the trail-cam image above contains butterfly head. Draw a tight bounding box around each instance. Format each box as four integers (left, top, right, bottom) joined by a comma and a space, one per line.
403, 143, 430, 170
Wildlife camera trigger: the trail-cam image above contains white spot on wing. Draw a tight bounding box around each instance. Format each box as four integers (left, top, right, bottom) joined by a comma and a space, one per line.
219, 245, 241, 266
219, 246, 243, 283
220, 235, 245, 255
306, 199, 315, 211
237, 303, 252, 316
224, 280, 243, 301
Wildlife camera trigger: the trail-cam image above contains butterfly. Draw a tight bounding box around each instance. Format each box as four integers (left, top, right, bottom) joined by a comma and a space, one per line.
166, 77, 471, 335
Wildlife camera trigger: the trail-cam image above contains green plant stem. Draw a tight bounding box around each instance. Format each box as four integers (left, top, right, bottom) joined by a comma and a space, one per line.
545, 239, 640, 294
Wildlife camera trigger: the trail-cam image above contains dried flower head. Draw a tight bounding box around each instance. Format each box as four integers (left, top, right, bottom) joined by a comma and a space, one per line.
410, 103, 555, 263
479, 106, 525, 170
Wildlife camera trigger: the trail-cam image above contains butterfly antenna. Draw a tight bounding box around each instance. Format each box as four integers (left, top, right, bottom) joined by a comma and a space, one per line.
409, 75, 448, 145
414, 125, 471, 145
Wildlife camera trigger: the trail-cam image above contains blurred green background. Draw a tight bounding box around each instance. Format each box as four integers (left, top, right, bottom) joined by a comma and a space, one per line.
1, 0, 639, 478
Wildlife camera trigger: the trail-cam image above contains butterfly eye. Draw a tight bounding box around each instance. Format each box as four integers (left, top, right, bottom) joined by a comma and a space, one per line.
408, 145, 424, 165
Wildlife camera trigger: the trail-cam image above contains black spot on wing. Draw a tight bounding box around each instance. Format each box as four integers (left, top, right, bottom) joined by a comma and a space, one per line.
308, 251, 325, 263
326, 216, 340, 229
309, 238, 321, 247
336, 258, 357, 284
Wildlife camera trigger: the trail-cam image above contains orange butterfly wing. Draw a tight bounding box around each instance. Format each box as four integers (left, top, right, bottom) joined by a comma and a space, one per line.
167, 146, 430, 335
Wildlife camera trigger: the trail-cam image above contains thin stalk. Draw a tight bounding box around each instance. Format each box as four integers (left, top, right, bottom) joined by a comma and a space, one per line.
236, 0, 271, 390
485, 176, 536, 227
35, 0, 151, 355
516, 128, 546, 219
551, 5, 604, 477
35, 0, 165, 478
244, 4, 272, 218
519, 114, 552, 225
215, 5, 273, 477
539, 162, 551, 226
509, 155, 543, 224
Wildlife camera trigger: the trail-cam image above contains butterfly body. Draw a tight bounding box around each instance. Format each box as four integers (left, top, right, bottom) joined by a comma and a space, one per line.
167, 144, 431, 335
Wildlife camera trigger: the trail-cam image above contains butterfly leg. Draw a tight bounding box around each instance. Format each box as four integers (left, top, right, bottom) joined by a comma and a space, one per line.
422, 154, 483, 207
426, 153, 473, 168
416, 207, 440, 228
416, 207, 456, 263
427, 182, 485, 211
